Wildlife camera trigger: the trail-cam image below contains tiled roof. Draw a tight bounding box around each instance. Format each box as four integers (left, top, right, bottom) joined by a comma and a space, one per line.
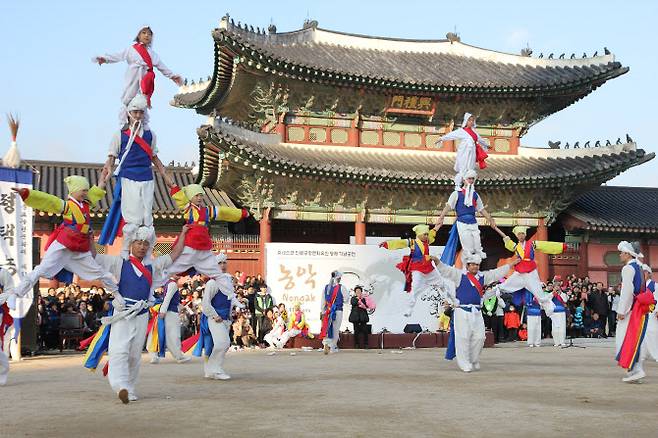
196, 120, 654, 189
21, 159, 235, 217
565, 186, 658, 233
173, 17, 628, 108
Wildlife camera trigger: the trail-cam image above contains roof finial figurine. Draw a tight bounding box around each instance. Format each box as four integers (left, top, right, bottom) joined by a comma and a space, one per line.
548, 53, 554, 59
584, 141, 590, 148
521, 45, 532, 57
559, 53, 565, 59
570, 53, 576, 59
626, 134, 633, 143
573, 141, 580, 148
604, 47, 611, 55
606, 139, 612, 146
93, 26, 184, 129
583, 52, 587, 58
539, 53, 544, 58
3, 114, 21, 168
446, 25, 461, 44
565, 142, 570, 149
548, 140, 560, 149
268, 22, 277, 34
593, 51, 598, 57
616, 137, 622, 144
595, 140, 601, 148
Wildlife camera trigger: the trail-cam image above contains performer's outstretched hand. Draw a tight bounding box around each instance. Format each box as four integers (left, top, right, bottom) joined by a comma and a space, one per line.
492, 225, 507, 239
95, 57, 107, 65
10, 187, 29, 200
171, 75, 183, 86
434, 218, 444, 229
378, 241, 388, 249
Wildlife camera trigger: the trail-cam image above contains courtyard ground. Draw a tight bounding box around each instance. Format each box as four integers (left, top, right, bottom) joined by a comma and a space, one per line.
2, 340, 657, 437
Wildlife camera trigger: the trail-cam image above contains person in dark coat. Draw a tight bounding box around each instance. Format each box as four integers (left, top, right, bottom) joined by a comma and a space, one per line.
587, 284, 609, 336
349, 286, 371, 349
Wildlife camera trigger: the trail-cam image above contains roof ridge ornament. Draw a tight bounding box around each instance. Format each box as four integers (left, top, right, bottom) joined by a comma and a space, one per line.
520, 44, 532, 57
446, 32, 460, 44
303, 19, 319, 30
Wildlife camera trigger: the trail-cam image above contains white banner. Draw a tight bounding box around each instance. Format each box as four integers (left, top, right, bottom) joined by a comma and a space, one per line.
265, 242, 448, 334
0, 167, 33, 318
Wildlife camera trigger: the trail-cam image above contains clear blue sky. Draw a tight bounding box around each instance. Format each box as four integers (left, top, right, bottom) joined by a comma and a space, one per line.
1, 0, 656, 186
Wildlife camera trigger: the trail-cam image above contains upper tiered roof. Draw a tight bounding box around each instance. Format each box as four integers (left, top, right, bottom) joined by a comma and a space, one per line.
174, 15, 628, 119
195, 119, 653, 190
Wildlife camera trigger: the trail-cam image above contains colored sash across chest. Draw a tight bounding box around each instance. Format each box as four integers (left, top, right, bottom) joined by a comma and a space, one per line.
463, 127, 488, 169
122, 129, 153, 159
132, 43, 155, 107
320, 284, 341, 339
129, 256, 153, 286
466, 272, 484, 296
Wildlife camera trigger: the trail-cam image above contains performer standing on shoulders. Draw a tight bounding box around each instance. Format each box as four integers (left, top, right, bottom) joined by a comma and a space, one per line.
615, 242, 656, 382
431, 254, 518, 372
379, 223, 443, 317
0, 268, 15, 386
10, 175, 117, 298
494, 225, 567, 315
99, 93, 175, 246
436, 112, 489, 189
435, 169, 495, 262
94, 225, 188, 403
320, 271, 348, 355
94, 26, 183, 127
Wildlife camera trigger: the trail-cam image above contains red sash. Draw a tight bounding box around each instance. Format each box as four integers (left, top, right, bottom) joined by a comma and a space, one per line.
464, 127, 488, 169
617, 279, 656, 369
122, 129, 153, 159
320, 285, 340, 339
553, 292, 567, 307
132, 43, 155, 107
0, 303, 13, 350
466, 272, 484, 296
129, 256, 153, 286
460, 188, 478, 208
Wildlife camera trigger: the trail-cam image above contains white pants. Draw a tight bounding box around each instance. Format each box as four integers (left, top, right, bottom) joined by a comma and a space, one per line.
456, 221, 485, 260
16, 242, 118, 297
166, 247, 223, 280
108, 312, 149, 394
2, 324, 18, 359
322, 310, 342, 350
120, 178, 154, 227
0, 350, 8, 386
645, 314, 658, 361
147, 312, 184, 360
264, 330, 291, 349
408, 269, 443, 314
550, 312, 566, 346
205, 319, 231, 376
527, 315, 542, 346
499, 270, 554, 316
454, 308, 486, 372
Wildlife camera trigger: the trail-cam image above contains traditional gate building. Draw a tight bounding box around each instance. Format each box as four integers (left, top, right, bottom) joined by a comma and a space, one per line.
169, 15, 653, 282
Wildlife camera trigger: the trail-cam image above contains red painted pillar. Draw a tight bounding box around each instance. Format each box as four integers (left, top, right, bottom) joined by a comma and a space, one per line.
355, 211, 366, 245
259, 208, 271, 275
535, 218, 549, 282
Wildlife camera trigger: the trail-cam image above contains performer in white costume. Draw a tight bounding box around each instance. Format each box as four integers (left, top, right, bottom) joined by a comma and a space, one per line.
615, 241, 656, 383
432, 254, 517, 372
94, 26, 183, 127
200, 254, 243, 380
436, 169, 496, 261
94, 225, 187, 403
149, 275, 191, 364
0, 268, 15, 386
320, 271, 349, 354
264, 311, 290, 349
549, 285, 568, 347
436, 112, 490, 189
99, 93, 175, 242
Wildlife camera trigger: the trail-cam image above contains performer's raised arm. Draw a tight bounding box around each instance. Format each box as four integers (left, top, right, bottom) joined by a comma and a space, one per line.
168, 225, 190, 262
436, 128, 464, 144
94, 48, 129, 65
533, 240, 567, 255
12, 187, 65, 215
482, 258, 519, 285
430, 256, 462, 284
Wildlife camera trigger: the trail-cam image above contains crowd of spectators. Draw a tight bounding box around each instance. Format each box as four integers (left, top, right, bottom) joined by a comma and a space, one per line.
34, 270, 622, 352
486, 274, 620, 344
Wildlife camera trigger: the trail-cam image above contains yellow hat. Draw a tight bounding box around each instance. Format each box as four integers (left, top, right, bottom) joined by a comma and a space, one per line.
64, 175, 90, 194
183, 184, 204, 199
512, 225, 529, 235
293, 301, 302, 309
413, 224, 430, 236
